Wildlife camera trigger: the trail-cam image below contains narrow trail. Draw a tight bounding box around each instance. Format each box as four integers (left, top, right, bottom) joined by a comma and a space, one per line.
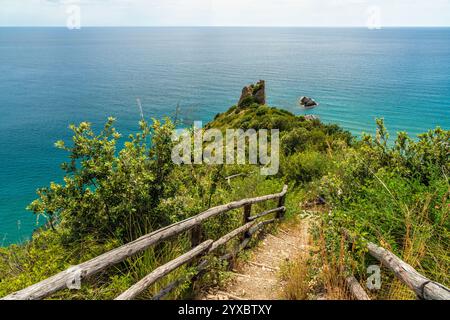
199, 218, 312, 300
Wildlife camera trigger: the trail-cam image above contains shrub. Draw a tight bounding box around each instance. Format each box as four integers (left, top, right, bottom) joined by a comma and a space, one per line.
27, 118, 176, 243
283, 151, 329, 185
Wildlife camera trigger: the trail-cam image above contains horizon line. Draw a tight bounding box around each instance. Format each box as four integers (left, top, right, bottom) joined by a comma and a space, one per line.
1, 25, 450, 28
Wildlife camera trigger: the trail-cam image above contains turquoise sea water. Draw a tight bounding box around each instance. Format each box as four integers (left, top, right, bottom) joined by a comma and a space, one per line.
0, 27, 449, 245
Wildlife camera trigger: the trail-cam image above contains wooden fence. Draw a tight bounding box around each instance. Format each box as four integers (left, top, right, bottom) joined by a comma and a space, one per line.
2, 185, 288, 300
344, 229, 450, 300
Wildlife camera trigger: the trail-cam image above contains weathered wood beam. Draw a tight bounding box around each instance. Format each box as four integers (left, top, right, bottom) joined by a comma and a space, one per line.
220, 219, 277, 262
152, 260, 209, 300
343, 228, 450, 300
345, 275, 371, 300
367, 242, 450, 300
116, 240, 213, 300
152, 220, 263, 299
249, 218, 277, 236
2, 185, 287, 300
248, 207, 286, 222
151, 277, 186, 301
210, 221, 256, 253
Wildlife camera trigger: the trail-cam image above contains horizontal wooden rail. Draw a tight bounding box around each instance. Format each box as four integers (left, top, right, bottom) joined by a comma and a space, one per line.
152, 260, 209, 301
343, 229, 450, 300
148, 217, 277, 300
248, 207, 286, 221
152, 222, 258, 300
249, 218, 277, 236
346, 275, 370, 300
367, 242, 450, 300
116, 241, 213, 300
209, 221, 256, 252
2, 185, 288, 300
219, 219, 276, 262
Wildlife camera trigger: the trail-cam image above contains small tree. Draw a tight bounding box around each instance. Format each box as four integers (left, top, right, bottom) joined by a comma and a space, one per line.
28, 117, 176, 244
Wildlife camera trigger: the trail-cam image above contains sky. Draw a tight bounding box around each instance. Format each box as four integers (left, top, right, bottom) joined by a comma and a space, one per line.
1, 0, 450, 27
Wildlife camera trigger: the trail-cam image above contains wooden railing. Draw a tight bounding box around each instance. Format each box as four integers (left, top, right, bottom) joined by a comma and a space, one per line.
2, 185, 288, 300
344, 229, 450, 300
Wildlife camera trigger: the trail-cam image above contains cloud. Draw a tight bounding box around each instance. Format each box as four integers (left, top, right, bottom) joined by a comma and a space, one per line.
1, 0, 449, 26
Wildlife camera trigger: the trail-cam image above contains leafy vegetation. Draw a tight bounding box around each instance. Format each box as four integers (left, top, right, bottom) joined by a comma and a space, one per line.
315, 121, 449, 298
0, 100, 448, 300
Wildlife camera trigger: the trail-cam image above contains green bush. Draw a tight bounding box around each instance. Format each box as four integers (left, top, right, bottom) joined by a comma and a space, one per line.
316, 120, 450, 295
283, 151, 329, 184
28, 118, 177, 244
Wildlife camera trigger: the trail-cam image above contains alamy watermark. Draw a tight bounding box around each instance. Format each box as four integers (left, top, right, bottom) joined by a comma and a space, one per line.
367, 265, 382, 290
66, 266, 82, 290
366, 6, 382, 30
171, 122, 280, 176
66, 1, 81, 30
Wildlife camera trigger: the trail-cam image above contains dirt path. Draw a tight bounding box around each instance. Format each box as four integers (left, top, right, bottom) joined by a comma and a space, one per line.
200, 217, 311, 300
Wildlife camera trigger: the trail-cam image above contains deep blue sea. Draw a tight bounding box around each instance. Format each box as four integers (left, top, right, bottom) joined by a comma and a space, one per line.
0, 27, 449, 245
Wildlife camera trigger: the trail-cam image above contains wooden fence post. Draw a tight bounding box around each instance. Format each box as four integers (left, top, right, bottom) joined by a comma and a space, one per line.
191, 225, 203, 248
277, 194, 286, 219
189, 225, 203, 269
242, 204, 252, 240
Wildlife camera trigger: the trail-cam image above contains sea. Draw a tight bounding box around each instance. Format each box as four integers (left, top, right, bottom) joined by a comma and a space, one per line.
0, 27, 449, 245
